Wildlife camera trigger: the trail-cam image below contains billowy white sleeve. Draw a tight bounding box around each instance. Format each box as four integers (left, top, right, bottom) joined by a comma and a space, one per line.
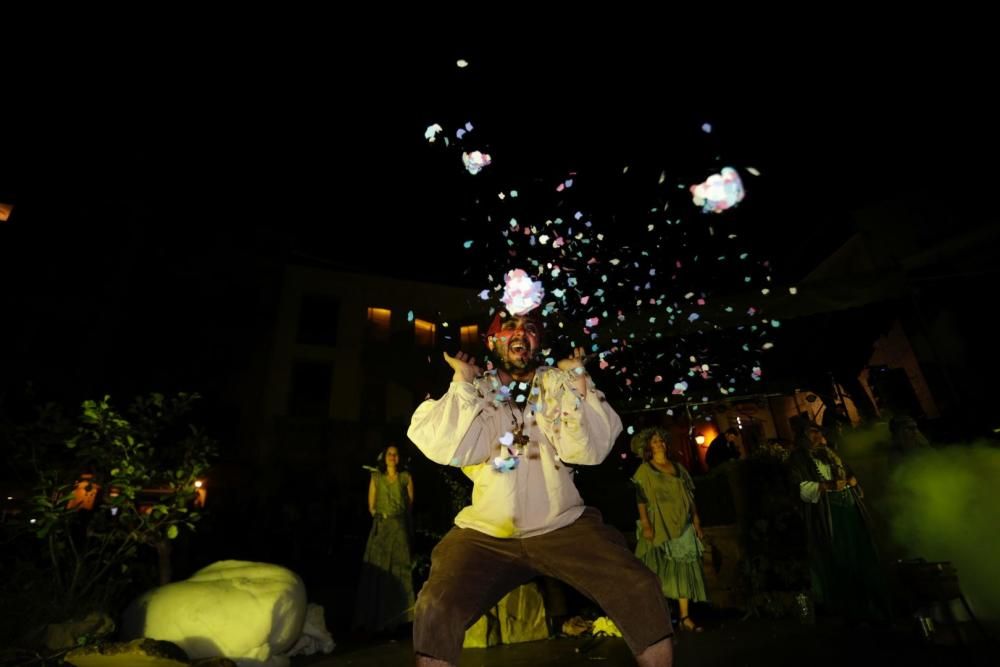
800, 481, 821, 503
549, 370, 623, 466
407, 381, 495, 467
800, 458, 833, 503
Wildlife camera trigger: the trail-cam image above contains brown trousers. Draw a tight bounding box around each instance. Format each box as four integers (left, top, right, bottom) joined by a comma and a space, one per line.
413, 507, 673, 664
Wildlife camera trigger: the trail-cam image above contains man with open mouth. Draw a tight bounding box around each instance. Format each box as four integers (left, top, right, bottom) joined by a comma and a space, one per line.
408, 278, 675, 667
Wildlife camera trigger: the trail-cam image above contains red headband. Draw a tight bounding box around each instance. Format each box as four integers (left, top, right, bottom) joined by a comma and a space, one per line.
486, 313, 504, 338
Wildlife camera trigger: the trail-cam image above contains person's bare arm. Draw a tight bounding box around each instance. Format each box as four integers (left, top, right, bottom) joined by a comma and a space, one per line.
368, 476, 377, 516
638, 503, 654, 541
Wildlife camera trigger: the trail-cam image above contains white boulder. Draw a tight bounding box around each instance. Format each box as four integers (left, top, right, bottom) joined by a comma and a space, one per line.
122, 560, 307, 667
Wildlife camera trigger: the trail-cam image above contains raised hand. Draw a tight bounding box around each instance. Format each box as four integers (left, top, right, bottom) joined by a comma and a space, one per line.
557, 346, 587, 372
443, 350, 481, 384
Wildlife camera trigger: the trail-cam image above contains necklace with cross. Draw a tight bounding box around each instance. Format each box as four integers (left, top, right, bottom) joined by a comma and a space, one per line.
507, 400, 531, 448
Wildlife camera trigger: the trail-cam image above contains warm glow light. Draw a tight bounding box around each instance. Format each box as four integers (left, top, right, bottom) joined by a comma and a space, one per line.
414, 319, 436, 347
460, 324, 479, 348
68, 474, 99, 510
695, 424, 719, 470
194, 480, 208, 508
367, 307, 392, 341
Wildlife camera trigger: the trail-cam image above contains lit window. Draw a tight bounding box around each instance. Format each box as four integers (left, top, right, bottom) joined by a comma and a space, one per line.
460, 324, 479, 349
414, 319, 436, 347
367, 307, 392, 341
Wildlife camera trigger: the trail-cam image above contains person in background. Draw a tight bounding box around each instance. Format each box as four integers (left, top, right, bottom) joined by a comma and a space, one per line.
632, 427, 708, 632
705, 427, 744, 470
788, 424, 891, 624
353, 443, 415, 635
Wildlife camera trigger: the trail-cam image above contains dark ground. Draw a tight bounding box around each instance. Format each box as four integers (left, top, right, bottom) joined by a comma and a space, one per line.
293, 615, 996, 667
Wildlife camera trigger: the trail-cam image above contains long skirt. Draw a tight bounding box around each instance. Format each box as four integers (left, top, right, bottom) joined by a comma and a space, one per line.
810, 497, 891, 622
635, 522, 708, 602
353, 514, 415, 633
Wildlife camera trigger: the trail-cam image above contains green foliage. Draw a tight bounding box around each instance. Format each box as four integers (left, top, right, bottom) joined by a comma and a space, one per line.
3, 392, 218, 633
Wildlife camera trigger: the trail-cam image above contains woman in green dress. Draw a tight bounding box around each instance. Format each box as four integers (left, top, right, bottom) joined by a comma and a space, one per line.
353, 444, 415, 634
632, 427, 708, 632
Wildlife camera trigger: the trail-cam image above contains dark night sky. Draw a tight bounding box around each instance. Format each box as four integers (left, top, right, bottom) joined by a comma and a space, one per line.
1, 21, 999, 438
3, 28, 995, 287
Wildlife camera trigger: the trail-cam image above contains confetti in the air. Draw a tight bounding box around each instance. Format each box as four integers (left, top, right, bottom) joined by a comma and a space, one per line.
462, 151, 492, 175
456, 121, 474, 140
502, 269, 545, 316
420, 58, 777, 413
690, 167, 745, 213
424, 123, 443, 143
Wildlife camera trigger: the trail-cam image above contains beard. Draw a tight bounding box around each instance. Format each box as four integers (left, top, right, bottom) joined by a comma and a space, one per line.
498, 349, 539, 375
811, 446, 832, 464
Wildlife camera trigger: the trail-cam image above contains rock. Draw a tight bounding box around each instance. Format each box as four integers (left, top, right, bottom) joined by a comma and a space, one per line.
121, 560, 306, 666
